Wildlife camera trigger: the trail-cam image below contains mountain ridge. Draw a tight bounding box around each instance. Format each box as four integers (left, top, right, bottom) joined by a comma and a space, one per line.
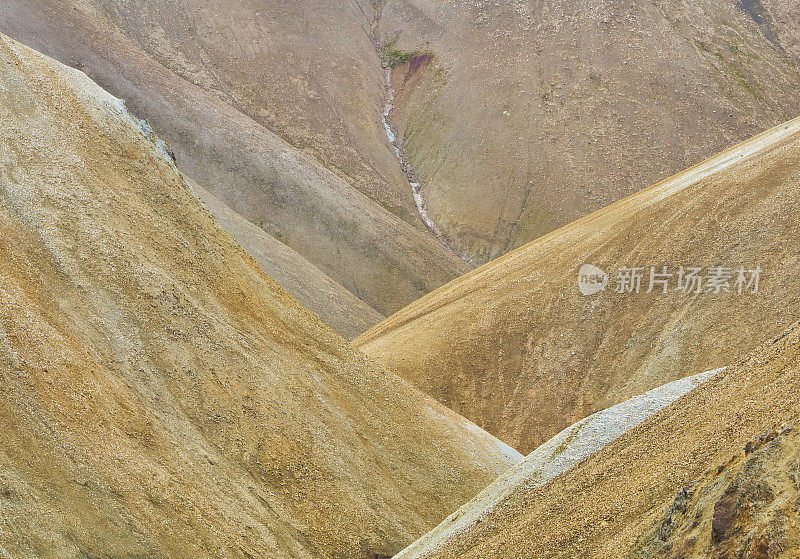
0, 0, 470, 322
385, 321, 800, 557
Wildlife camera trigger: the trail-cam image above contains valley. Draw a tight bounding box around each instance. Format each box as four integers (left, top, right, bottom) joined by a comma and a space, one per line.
2, 1, 800, 557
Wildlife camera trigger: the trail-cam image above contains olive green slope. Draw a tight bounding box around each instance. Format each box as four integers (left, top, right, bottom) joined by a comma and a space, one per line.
377, 0, 800, 262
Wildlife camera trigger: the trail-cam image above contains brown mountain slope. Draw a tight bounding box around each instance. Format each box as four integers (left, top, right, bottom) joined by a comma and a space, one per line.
0, 34, 521, 558
189, 180, 384, 339
357, 116, 800, 454
376, 0, 800, 262
0, 0, 470, 319
387, 324, 800, 558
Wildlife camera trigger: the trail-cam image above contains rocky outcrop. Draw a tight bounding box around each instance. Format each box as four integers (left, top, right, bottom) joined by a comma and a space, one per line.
631, 422, 800, 558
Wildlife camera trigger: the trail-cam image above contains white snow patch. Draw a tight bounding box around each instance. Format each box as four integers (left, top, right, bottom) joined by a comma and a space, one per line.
104, 97, 176, 165
410, 182, 438, 232
396, 367, 725, 559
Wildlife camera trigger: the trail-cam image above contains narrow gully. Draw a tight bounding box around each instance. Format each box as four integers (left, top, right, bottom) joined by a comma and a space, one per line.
381, 67, 440, 235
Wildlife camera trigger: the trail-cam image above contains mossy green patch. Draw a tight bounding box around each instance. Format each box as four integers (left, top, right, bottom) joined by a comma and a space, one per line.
381, 39, 419, 69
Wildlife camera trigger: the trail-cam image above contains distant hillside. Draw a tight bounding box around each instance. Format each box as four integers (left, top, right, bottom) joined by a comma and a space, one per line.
377, 0, 800, 262
0, 0, 470, 322
190, 180, 384, 339
4, 1, 800, 320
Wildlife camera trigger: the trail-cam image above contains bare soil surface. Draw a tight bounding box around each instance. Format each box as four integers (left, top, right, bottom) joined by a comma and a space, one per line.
190, 180, 384, 339
377, 0, 800, 262
0, 0, 470, 322
0, 34, 519, 559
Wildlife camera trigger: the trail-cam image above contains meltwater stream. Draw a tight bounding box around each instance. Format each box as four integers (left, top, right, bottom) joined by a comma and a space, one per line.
381, 68, 440, 235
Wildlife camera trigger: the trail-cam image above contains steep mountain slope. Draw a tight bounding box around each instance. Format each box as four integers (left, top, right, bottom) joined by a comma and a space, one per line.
396, 368, 721, 559
357, 116, 800, 453
388, 323, 800, 558
376, 0, 800, 262
0, 0, 470, 319
0, 34, 521, 558
190, 181, 384, 339
32, 0, 412, 214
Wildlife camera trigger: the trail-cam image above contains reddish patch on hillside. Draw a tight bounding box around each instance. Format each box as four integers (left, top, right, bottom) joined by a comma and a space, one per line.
407, 52, 433, 77
391, 52, 435, 111
711, 490, 739, 543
